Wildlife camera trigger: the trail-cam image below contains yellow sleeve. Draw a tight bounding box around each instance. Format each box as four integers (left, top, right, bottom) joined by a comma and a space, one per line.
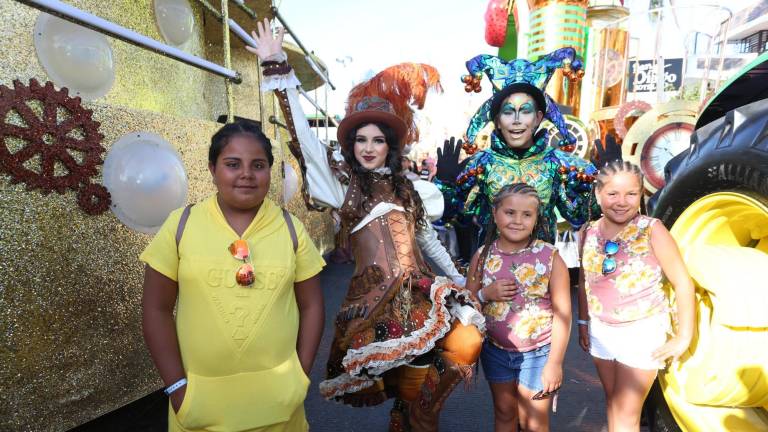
291, 216, 326, 283
139, 207, 185, 282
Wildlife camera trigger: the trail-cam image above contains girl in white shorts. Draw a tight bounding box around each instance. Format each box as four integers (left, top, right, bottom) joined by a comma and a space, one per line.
576, 161, 695, 432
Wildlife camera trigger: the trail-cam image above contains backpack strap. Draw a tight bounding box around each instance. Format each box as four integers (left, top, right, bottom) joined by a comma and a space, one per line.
176, 204, 194, 257
281, 208, 298, 253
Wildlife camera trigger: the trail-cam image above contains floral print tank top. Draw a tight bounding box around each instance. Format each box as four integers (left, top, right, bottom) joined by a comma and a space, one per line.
481, 239, 555, 352
582, 215, 667, 325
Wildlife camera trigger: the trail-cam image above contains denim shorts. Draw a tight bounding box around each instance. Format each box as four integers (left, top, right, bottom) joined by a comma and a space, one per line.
480, 341, 550, 391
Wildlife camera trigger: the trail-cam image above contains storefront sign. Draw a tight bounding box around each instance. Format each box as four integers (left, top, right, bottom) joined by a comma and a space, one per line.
628, 58, 683, 92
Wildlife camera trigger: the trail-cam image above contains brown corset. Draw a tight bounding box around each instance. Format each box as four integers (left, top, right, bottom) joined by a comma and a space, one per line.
335, 173, 433, 340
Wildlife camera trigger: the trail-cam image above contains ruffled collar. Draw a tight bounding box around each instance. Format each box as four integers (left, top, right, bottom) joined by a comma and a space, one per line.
490, 128, 549, 159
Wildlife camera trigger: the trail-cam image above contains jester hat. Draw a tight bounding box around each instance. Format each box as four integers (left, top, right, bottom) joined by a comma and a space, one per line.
337, 63, 442, 151
462, 47, 584, 147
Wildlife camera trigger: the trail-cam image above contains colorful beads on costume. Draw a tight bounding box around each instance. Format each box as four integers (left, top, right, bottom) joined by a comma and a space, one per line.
557, 163, 594, 192
445, 132, 598, 242
461, 140, 479, 155
460, 73, 483, 93
456, 166, 485, 185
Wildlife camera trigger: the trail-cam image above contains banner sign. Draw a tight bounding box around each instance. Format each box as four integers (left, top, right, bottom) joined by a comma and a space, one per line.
628, 58, 683, 92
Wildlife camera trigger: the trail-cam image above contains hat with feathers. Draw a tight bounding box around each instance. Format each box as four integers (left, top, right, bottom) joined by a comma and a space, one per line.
337, 63, 442, 151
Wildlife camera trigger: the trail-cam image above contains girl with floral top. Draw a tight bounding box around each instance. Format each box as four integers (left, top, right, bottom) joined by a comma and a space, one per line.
467, 183, 571, 432
577, 160, 695, 432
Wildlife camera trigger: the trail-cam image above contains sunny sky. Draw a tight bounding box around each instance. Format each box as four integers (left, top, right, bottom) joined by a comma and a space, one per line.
275, 0, 760, 156
277, 0, 493, 155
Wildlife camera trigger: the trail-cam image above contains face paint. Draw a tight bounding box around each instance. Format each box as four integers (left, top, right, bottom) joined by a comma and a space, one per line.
496, 93, 543, 149
501, 100, 536, 122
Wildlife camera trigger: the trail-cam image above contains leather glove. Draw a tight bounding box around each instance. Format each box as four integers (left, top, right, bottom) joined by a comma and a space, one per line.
435, 137, 469, 184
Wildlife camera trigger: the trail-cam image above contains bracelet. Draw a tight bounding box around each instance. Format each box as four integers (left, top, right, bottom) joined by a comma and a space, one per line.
477, 288, 486, 303
164, 378, 187, 396
576, 319, 590, 326
262, 60, 292, 76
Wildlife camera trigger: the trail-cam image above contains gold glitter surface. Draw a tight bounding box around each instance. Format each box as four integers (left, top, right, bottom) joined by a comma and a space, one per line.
1, 0, 333, 429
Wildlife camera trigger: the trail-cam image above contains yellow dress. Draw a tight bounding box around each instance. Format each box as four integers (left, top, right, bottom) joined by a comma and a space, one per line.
141, 196, 325, 431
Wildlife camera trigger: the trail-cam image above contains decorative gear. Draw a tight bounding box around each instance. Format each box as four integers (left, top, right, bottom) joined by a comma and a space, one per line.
614, 100, 652, 139
0, 78, 109, 214
77, 183, 111, 215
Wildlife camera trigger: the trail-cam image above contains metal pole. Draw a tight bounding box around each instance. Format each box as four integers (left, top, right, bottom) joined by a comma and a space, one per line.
272, 6, 335, 90
314, 87, 319, 137
713, 15, 731, 94
193, 0, 259, 52
221, 0, 234, 122
194, 0, 221, 19
17, 0, 241, 83
298, 87, 338, 127
324, 83, 329, 143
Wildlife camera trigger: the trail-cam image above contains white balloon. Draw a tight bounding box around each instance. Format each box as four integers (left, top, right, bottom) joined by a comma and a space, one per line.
34, 13, 115, 100
103, 132, 188, 234
282, 163, 299, 205
154, 0, 195, 47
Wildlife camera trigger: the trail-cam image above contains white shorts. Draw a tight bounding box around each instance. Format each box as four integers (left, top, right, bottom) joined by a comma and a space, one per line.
589, 313, 671, 370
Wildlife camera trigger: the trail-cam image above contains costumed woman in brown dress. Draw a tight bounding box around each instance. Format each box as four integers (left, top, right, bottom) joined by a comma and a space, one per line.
247, 19, 484, 432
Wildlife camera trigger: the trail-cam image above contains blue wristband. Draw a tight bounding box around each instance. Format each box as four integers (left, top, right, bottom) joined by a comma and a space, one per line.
164, 378, 187, 395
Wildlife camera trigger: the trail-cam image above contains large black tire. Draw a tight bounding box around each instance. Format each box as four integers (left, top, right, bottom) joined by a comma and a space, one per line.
651, 98, 768, 225
645, 98, 768, 431
644, 380, 683, 432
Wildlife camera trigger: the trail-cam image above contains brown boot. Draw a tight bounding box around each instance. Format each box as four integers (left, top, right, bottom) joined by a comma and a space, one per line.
408, 353, 473, 432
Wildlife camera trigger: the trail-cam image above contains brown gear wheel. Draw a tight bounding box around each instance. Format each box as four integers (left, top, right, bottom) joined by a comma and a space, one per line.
77, 183, 111, 215
0, 78, 105, 194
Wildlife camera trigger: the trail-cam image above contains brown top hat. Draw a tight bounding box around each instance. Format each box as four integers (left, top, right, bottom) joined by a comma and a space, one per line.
336, 63, 442, 153
336, 96, 408, 149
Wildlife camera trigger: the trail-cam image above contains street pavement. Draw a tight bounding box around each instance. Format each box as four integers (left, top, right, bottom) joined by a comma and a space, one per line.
305, 262, 612, 431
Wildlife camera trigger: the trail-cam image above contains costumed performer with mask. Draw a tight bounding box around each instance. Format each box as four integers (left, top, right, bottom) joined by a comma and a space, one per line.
435, 48, 599, 246
247, 19, 485, 432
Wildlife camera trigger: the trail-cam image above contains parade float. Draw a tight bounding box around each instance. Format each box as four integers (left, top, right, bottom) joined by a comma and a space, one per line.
644, 49, 768, 432
0, 0, 334, 429
489, 1, 767, 430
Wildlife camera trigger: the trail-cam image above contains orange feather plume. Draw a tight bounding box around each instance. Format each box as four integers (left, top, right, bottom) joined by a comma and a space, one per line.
346, 63, 443, 144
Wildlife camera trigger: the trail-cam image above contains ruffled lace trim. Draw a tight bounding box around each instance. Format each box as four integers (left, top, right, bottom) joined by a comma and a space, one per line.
318, 373, 375, 400
341, 277, 463, 377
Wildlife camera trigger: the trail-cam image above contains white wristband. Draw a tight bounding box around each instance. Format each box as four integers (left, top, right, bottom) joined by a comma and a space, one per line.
164, 378, 187, 395
577, 319, 590, 326
477, 288, 486, 303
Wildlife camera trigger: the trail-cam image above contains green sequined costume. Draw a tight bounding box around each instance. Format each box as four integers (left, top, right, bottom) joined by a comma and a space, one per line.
436, 130, 598, 244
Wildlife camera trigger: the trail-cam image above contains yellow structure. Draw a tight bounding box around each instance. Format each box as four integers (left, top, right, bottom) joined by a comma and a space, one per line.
663, 192, 768, 431
528, 0, 589, 115
0, 1, 333, 430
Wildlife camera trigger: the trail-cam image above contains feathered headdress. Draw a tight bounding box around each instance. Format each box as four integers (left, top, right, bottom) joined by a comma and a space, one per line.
337, 63, 442, 148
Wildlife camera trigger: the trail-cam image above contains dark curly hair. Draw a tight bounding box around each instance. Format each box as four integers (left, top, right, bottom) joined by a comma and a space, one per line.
343, 122, 426, 228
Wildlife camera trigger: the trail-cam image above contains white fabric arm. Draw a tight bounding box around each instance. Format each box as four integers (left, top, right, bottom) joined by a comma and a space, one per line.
447, 298, 486, 332
282, 88, 347, 209
416, 223, 465, 286
411, 179, 444, 222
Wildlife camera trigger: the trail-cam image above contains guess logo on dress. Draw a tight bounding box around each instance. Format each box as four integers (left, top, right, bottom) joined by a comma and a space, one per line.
206, 266, 287, 291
